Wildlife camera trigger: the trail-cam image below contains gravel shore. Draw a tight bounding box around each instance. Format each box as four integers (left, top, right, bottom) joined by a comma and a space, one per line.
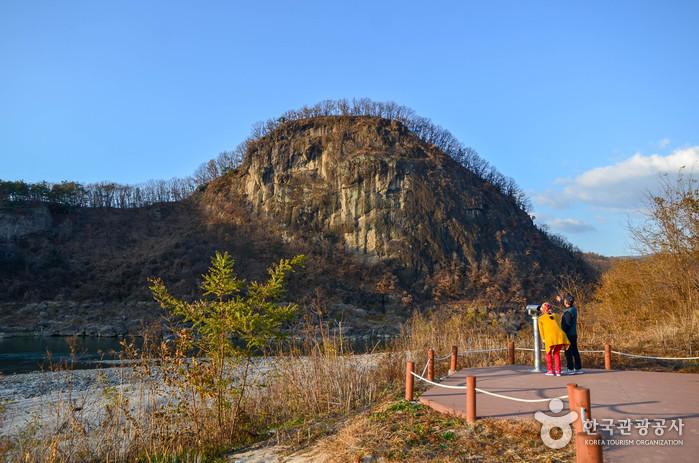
0, 366, 137, 438
0, 366, 130, 403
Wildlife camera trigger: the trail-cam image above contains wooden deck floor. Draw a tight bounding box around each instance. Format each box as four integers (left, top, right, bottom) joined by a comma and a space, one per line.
418, 365, 698, 462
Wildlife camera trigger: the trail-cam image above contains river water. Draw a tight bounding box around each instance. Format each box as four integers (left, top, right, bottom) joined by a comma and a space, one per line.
0, 336, 131, 374
0, 335, 391, 375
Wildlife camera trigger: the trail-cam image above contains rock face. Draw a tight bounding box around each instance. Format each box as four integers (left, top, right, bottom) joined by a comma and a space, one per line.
207, 116, 565, 277
0, 300, 160, 337
0, 205, 52, 242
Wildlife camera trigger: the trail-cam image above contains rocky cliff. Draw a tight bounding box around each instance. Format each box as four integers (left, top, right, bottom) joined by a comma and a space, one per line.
0, 205, 53, 242
201, 116, 584, 294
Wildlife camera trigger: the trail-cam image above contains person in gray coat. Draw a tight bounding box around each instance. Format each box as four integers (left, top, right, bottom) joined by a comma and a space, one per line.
557, 293, 583, 374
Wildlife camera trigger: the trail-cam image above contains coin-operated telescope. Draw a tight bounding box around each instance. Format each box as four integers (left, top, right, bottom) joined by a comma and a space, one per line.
525, 305, 543, 373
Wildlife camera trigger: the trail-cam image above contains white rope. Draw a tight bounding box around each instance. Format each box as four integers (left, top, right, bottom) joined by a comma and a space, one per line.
411, 371, 470, 389
520, 347, 603, 353
474, 388, 569, 403
611, 351, 699, 361
421, 359, 431, 378
410, 371, 568, 402
426, 347, 699, 364
457, 348, 508, 355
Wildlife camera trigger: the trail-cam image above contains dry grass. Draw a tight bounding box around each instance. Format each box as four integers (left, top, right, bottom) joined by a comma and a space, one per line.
394, 306, 538, 379
584, 255, 699, 353
318, 400, 574, 462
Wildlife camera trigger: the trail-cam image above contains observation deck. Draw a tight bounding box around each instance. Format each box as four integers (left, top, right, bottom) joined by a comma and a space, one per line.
418, 364, 699, 462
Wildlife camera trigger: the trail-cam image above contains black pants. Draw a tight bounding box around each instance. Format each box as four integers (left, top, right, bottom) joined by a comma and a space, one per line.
565, 335, 582, 370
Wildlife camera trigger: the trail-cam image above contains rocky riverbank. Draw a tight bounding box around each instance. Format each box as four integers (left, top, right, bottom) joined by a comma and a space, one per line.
0, 366, 128, 403
0, 300, 164, 337
0, 299, 404, 342
0, 366, 134, 438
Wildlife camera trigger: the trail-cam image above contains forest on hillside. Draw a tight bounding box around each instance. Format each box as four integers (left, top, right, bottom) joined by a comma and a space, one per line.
2, 99, 531, 212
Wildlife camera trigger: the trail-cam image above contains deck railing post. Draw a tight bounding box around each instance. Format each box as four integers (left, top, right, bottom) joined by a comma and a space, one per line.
466, 375, 476, 422
508, 341, 515, 365
405, 361, 414, 401
427, 349, 435, 382
574, 386, 603, 463
572, 385, 603, 462
567, 382, 578, 415
573, 386, 591, 435
604, 344, 611, 370
576, 431, 604, 463
450, 345, 458, 372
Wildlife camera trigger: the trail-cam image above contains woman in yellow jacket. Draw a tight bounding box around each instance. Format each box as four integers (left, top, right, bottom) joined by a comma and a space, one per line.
538, 302, 570, 376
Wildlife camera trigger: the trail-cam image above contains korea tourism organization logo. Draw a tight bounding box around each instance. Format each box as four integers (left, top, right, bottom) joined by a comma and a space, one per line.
535, 399, 685, 449
582, 416, 684, 447
534, 398, 577, 449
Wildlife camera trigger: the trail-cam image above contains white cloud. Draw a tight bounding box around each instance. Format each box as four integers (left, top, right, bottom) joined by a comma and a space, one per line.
534, 146, 699, 210
531, 211, 554, 222
546, 218, 595, 233
654, 138, 671, 149
552, 176, 572, 185
533, 188, 571, 209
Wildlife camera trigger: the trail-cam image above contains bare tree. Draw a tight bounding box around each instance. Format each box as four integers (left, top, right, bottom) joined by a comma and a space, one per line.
630, 168, 699, 257
193, 159, 220, 185
593, 167, 699, 342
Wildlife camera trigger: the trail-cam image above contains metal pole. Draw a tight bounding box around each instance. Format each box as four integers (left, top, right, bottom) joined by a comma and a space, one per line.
531, 312, 543, 372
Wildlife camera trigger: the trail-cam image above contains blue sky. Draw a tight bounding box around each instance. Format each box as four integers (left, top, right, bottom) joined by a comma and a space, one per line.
1, 0, 698, 257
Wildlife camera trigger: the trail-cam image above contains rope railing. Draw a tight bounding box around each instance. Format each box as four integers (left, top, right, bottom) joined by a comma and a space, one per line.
420, 359, 431, 378
425, 345, 698, 364
420, 345, 519, 382
427, 348, 507, 359
410, 370, 568, 403
410, 370, 469, 390
610, 351, 699, 361
475, 387, 567, 403
429, 347, 608, 358
457, 348, 508, 355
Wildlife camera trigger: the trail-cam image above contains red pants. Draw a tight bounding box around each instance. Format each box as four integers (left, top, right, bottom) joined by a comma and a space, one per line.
545, 344, 564, 373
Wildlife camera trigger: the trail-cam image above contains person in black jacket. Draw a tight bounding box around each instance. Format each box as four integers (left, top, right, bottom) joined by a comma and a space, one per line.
557, 293, 583, 374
